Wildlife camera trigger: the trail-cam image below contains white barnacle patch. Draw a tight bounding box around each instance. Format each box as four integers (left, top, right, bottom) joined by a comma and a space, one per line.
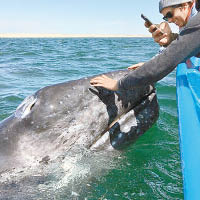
136, 119, 140, 124
49, 105, 54, 110
90, 131, 110, 150
42, 124, 47, 129
144, 109, 148, 115
112, 141, 117, 146
15, 95, 37, 119
118, 133, 123, 139
120, 125, 131, 133
71, 191, 80, 197
136, 129, 141, 135
138, 114, 144, 119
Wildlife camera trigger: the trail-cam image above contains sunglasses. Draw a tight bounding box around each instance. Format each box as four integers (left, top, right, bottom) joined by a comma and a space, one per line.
163, 11, 173, 21
162, 4, 182, 21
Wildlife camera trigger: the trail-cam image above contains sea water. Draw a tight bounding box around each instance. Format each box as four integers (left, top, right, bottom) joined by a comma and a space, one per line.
0, 38, 183, 199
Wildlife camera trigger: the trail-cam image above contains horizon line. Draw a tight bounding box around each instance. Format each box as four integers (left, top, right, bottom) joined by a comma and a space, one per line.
0, 33, 151, 38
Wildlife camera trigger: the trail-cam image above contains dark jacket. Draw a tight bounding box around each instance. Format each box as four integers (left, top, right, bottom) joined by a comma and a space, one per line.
118, 11, 200, 90
196, 0, 200, 11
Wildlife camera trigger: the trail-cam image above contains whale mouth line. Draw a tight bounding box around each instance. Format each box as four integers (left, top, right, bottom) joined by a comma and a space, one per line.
89, 91, 156, 149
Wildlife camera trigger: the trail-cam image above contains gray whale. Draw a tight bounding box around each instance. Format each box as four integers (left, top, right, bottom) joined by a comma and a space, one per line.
0, 69, 159, 169
0, 69, 159, 198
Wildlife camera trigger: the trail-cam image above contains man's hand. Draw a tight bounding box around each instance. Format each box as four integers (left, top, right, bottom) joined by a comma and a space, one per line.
145, 21, 173, 46
128, 62, 144, 70
90, 75, 118, 91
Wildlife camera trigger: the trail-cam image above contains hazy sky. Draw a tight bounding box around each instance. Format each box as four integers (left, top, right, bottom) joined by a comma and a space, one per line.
0, 0, 178, 35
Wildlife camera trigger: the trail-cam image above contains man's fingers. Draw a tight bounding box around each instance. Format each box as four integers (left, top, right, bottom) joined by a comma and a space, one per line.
152, 28, 163, 37
128, 65, 139, 70
128, 62, 144, 70
154, 33, 168, 43
144, 22, 149, 28
128, 66, 138, 70
90, 75, 118, 91
149, 25, 158, 33
91, 76, 104, 82
160, 33, 167, 40
101, 75, 108, 78
154, 35, 163, 43
160, 22, 167, 29
91, 84, 102, 87
90, 79, 103, 86
160, 22, 171, 34
90, 80, 103, 85
90, 75, 108, 85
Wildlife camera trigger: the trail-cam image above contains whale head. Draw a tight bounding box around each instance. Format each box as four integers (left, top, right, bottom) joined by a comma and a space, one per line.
0, 70, 159, 172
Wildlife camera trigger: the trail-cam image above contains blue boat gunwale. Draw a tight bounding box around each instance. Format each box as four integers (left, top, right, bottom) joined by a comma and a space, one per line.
176, 56, 200, 200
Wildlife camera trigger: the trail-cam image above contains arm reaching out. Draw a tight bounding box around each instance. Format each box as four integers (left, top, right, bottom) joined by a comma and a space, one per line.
90, 13, 200, 91
118, 13, 200, 90
90, 62, 144, 91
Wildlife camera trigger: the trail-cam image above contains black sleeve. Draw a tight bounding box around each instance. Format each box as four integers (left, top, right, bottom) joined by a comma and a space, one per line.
196, 0, 200, 11
118, 12, 200, 90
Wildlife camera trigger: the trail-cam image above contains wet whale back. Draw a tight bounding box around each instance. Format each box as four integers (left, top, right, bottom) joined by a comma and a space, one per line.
0, 69, 159, 163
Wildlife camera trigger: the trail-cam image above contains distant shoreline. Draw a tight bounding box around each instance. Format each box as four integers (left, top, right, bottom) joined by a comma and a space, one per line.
0, 33, 151, 38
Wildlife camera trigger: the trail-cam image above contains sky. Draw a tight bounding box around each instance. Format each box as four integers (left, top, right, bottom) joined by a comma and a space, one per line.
0, 0, 178, 35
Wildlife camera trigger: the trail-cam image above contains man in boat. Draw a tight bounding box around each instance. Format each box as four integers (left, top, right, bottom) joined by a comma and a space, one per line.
90, 0, 200, 91
127, 0, 198, 70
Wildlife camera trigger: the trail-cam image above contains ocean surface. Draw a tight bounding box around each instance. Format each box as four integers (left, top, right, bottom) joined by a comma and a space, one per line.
0, 38, 183, 199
